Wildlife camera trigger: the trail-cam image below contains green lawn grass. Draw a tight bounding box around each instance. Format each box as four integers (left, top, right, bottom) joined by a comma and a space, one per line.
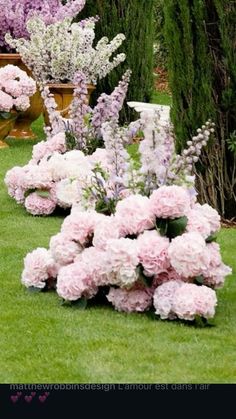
151, 90, 172, 106
0, 115, 236, 383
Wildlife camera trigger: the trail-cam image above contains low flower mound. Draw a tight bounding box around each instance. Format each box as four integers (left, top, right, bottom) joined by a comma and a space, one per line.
21, 186, 232, 324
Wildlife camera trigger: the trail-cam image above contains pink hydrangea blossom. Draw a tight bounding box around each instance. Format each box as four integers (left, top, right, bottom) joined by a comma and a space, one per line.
0, 90, 13, 111
107, 287, 152, 313
137, 230, 170, 276
57, 261, 98, 301
173, 283, 217, 320
55, 179, 82, 209
21, 247, 57, 289
150, 185, 191, 219
186, 207, 211, 239
153, 280, 183, 319
105, 238, 139, 287
20, 164, 53, 190
32, 132, 66, 163
4, 166, 27, 203
153, 267, 184, 287
168, 232, 209, 278
194, 203, 221, 234
115, 194, 155, 236
13, 95, 30, 111
75, 247, 108, 286
25, 191, 57, 216
49, 232, 82, 266
93, 216, 121, 250
203, 243, 232, 288
61, 210, 103, 246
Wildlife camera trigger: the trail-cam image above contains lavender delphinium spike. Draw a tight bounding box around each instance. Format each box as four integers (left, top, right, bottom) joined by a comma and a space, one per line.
167, 121, 215, 185
91, 70, 132, 137
138, 110, 175, 194
40, 84, 65, 138
101, 120, 130, 199
69, 71, 91, 151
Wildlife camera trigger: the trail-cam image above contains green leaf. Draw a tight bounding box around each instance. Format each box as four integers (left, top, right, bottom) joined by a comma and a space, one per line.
27, 286, 42, 293
206, 234, 217, 243
195, 275, 204, 285
36, 190, 50, 198
155, 218, 168, 236
0, 111, 12, 120
166, 216, 188, 239
24, 188, 36, 198
194, 316, 208, 328
71, 298, 88, 310
136, 264, 153, 287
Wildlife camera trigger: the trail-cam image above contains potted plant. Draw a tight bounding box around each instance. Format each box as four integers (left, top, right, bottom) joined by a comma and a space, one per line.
0, 64, 36, 148
6, 16, 126, 125
0, 0, 87, 138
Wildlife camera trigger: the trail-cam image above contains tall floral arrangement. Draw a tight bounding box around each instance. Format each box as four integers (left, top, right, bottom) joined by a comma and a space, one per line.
4, 70, 133, 215
6, 17, 126, 84
0, 0, 86, 52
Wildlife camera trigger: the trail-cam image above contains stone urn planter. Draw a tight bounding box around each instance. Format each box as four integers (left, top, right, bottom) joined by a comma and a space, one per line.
44, 83, 96, 126
0, 54, 43, 139
0, 111, 18, 149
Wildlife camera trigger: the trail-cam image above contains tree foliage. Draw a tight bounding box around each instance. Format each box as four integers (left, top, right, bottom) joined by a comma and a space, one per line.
164, 0, 236, 218
80, 0, 154, 122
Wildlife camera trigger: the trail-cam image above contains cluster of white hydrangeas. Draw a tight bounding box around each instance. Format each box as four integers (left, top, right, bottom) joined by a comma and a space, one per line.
6, 17, 126, 84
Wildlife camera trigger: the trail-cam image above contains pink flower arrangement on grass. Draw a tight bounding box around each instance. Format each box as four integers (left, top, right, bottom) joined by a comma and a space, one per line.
20, 185, 232, 324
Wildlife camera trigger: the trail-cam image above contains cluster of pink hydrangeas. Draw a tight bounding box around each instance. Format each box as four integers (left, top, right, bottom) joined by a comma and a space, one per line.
153, 281, 217, 321
21, 185, 231, 323
0, 65, 36, 112
4, 139, 113, 215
